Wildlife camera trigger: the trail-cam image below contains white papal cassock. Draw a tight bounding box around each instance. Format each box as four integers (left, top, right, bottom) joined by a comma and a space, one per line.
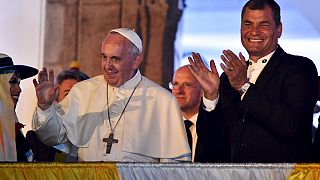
32, 70, 191, 162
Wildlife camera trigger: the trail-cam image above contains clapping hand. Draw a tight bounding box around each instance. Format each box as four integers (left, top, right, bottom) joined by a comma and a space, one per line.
33, 67, 55, 110
188, 52, 220, 100
220, 50, 247, 91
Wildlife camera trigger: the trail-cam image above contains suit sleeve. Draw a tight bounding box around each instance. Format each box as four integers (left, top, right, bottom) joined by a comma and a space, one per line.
195, 100, 230, 162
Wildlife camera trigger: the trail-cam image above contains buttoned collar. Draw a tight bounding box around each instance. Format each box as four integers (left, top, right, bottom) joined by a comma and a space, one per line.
248, 50, 276, 66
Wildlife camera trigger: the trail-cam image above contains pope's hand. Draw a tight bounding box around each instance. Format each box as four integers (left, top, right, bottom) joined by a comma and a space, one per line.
188, 52, 220, 100
33, 67, 55, 111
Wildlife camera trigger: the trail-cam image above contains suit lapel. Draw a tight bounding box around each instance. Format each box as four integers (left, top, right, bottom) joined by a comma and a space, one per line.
253, 46, 285, 89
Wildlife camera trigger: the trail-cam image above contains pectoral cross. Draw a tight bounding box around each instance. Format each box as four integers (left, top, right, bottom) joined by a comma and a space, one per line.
103, 132, 118, 154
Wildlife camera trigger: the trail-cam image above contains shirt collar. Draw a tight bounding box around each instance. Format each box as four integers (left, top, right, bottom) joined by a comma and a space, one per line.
183, 113, 198, 125
249, 49, 276, 65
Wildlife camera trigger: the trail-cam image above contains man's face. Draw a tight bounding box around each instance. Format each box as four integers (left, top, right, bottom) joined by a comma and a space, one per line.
56, 79, 78, 102
172, 67, 203, 113
9, 73, 21, 108
241, 7, 282, 61
101, 33, 141, 87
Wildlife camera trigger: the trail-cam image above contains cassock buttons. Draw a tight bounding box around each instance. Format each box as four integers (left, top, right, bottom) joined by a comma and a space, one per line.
110, 103, 121, 117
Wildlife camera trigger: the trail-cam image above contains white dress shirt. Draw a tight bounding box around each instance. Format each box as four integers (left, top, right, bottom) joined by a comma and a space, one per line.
184, 113, 198, 162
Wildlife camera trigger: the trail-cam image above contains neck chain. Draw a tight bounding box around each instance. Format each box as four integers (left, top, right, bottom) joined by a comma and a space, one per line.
106, 78, 142, 133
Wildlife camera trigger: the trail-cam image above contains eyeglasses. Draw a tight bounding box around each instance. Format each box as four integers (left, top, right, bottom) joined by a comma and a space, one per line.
168, 82, 198, 90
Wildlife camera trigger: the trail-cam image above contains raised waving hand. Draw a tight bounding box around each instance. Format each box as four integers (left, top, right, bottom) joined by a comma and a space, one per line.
33, 67, 55, 111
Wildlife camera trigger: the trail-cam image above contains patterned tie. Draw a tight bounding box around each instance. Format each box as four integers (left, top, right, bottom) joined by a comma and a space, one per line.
184, 120, 193, 150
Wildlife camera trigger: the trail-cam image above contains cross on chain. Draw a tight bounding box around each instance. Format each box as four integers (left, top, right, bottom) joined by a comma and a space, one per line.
102, 132, 118, 154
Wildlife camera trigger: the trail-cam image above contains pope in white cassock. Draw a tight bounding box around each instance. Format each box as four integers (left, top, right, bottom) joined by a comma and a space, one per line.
32, 28, 191, 162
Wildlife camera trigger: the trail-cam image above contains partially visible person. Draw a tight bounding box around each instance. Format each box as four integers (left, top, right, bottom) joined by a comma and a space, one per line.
32, 28, 190, 162
53, 69, 89, 161
55, 69, 89, 102
0, 53, 38, 161
27, 67, 89, 162
171, 65, 230, 162
188, 0, 318, 162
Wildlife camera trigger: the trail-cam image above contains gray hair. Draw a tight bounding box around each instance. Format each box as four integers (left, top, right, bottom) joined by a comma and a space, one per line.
56, 69, 89, 85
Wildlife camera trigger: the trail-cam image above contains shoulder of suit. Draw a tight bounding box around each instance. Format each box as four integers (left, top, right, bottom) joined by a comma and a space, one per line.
275, 48, 316, 69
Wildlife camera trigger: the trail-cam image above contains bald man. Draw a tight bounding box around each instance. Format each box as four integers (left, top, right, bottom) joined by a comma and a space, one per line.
171, 65, 230, 162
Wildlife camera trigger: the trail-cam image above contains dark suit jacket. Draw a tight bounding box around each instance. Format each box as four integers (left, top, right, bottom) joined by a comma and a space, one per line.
197, 46, 318, 163
194, 103, 231, 162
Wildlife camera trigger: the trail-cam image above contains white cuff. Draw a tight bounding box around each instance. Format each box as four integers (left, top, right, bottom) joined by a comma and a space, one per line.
202, 94, 219, 112
32, 104, 53, 129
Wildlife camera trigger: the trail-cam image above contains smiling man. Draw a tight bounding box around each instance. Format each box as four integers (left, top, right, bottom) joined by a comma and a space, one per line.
32, 28, 191, 162
188, 0, 318, 163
